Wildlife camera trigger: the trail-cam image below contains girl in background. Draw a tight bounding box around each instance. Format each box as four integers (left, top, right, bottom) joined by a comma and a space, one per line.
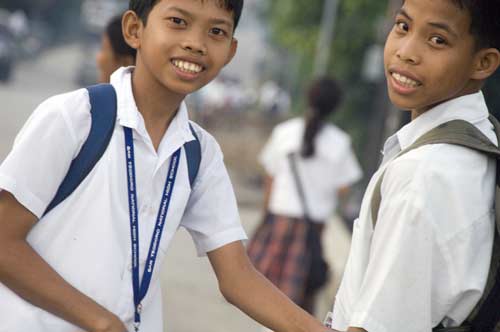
248, 77, 362, 316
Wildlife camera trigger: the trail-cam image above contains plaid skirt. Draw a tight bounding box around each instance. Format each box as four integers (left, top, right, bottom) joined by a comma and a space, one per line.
247, 213, 313, 305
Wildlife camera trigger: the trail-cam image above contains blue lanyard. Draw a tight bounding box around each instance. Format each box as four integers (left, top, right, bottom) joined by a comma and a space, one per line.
124, 127, 181, 331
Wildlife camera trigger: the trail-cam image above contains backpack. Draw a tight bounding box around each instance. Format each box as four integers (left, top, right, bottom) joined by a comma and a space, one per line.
43, 84, 201, 216
371, 115, 500, 332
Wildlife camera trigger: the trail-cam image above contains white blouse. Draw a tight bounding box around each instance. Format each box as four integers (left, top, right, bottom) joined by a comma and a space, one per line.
259, 118, 362, 222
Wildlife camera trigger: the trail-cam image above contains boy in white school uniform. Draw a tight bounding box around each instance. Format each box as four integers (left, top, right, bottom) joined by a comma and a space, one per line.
330, 0, 500, 332
0, 1, 332, 332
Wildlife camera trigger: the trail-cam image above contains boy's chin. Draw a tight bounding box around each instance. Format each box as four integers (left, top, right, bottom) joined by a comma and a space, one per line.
166, 80, 207, 96
388, 94, 415, 111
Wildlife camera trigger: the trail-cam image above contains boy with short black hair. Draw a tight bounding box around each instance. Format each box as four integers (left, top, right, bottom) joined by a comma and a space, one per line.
96, 15, 137, 83
0, 1, 331, 332
330, 0, 500, 332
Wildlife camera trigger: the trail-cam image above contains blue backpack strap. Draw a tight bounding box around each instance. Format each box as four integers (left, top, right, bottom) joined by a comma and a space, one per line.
43, 84, 117, 216
184, 123, 201, 188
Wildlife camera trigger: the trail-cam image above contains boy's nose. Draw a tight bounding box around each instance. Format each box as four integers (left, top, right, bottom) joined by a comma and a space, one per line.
397, 51, 419, 64
396, 39, 421, 65
181, 39, 208, 56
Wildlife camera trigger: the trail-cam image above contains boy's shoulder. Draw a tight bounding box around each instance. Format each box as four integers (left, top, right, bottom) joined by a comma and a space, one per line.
40, 88, 90, 113
18, 88, 91, 143
29, 88, 92, 130
186, 120, 224, 159
386, 142, 489, 186
379, 141, 494, 228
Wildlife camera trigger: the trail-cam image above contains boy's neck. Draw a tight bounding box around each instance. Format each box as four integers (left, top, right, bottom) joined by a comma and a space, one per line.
411, 86, 482, 120
131, 67, 186, 151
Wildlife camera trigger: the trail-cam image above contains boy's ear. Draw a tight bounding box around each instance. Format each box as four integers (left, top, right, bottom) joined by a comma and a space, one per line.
224, 38, 238, 66
471, 48, 500, 81
122, 10, 143, 50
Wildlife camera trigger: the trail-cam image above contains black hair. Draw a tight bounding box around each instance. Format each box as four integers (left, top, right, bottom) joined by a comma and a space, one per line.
128, 0, 244, 31
106, 15, 137, 60
449, 0, 500, 50
301, 77, 343, 158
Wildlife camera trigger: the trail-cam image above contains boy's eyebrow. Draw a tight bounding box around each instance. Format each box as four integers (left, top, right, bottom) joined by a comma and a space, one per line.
209, 18, 234, 29
427, 22, 458, 38
397, 8, 458, 38
167, 6, 234, 29
396, 8, 412, 21
167, 7, 193, 18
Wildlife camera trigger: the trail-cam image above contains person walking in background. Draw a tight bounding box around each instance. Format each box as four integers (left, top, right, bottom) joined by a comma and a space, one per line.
248, 77, 363, 319
96, 15, 136, 83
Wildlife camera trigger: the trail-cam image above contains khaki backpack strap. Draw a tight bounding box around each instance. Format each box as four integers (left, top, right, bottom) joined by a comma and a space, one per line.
488, 115, 500, 236
371, 117, 500, 227
469, 232, 500, 331
433, 326, 472, 332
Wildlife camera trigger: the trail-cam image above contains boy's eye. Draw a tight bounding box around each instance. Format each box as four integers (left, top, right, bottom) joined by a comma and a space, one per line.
395, 21, 409, 32
430, 36, 447, 45
210, 27, 227, 37
168, 17, 187, 26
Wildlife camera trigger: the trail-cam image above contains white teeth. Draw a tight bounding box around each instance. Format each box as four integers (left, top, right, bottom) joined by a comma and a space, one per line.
172, 60, 203, 74
392, 72, 420, 88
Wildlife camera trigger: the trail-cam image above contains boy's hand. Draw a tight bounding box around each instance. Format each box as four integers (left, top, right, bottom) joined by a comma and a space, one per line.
89, 312, 127, 332
0, 191, 126, 332
208, 241, 330, 332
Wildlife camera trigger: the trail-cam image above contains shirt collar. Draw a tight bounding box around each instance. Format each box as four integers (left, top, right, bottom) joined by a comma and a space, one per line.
110, 66, 195, 143
394, 91, 489, 151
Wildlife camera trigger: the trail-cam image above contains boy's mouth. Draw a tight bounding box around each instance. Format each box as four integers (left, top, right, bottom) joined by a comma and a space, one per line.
171, 59, 205, 74
390, 70, 422, 88
390, 72, 421, 88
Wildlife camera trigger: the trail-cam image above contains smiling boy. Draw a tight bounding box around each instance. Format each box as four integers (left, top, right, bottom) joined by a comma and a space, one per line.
0, 1, 331, 332
330, 1, 500, 332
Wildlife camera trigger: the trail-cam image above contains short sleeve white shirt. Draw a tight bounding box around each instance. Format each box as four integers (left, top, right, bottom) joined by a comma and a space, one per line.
259, 118, 362, 221
0, 67, 247, 332
332, 92, 497, 332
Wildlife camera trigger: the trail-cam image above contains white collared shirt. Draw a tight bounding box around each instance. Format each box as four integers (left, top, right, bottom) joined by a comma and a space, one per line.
332, 92, 497, 332
0, 67, 247, 332
259, 118, 362, 222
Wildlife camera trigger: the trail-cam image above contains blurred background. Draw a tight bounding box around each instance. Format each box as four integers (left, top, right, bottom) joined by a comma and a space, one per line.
1, 0, 500, 331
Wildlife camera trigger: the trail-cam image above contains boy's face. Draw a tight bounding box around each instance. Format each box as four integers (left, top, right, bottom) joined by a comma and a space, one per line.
384, 0, 480, 116
130, 0, 237, 96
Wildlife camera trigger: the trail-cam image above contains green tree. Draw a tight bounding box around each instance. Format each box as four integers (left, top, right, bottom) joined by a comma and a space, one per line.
264, 0, 389, 163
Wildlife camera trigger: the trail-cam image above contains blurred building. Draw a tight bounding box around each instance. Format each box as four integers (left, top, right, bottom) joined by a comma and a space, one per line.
221, 0, 268, 89
76, 0, 127, 86
80, 0, 127, 35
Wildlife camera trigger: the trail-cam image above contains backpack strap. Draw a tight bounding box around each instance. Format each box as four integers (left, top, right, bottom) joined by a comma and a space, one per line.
370, 115, 500, 332
43, 84, 200, 215
471, 234, 500, 332
184, 123, 201, 188
43, 84, 117, 216
371, 116, 500, 229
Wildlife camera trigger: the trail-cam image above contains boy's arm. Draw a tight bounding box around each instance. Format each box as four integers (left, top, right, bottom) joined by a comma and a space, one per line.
207, 240, 330, 332
0, 191, 126, 332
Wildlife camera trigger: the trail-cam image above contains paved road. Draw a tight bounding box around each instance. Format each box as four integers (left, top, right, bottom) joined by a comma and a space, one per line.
0, 45, 352, 332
